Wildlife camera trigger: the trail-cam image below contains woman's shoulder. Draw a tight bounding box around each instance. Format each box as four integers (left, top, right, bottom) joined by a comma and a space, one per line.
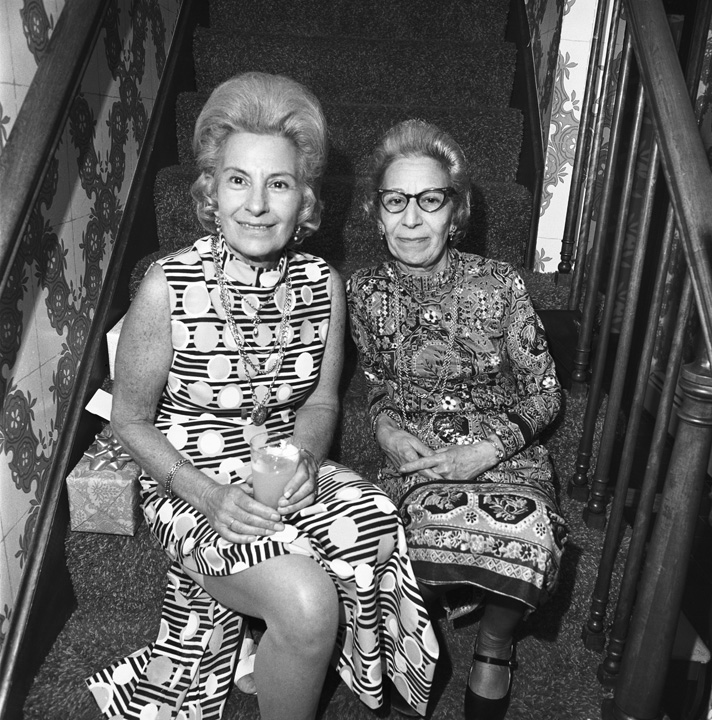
155, 236, 211, 270
287, 249, 334, 282
346, 262, 390, 289
458, 251, 520, 285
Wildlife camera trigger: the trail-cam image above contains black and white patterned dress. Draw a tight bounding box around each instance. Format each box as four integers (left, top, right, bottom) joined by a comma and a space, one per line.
347, 250, 567, 611
86, 235, 438, 719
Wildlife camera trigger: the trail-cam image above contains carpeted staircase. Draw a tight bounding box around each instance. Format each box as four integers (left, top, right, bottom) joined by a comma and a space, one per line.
23, 1, 620, 718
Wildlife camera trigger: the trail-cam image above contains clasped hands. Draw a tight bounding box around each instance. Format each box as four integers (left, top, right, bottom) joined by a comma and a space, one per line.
377, 423, 501, 481
201, 451, 317, 544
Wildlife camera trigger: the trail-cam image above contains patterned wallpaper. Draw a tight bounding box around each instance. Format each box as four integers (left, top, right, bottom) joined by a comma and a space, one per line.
0, 0, 181, 651
525, 0, 600, 273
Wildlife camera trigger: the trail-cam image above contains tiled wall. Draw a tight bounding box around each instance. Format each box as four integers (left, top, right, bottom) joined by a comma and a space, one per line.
525, 0, 600, 273
0, 0, 181, 651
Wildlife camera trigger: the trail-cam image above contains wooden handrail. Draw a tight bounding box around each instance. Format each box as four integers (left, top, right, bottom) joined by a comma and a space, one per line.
624, 0, 712, 363
0, 0, 110, 297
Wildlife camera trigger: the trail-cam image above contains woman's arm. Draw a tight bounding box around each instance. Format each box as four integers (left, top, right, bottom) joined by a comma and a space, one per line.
346, 274, 405, 435
482, 268, 561, 458
112, 263, 284, 542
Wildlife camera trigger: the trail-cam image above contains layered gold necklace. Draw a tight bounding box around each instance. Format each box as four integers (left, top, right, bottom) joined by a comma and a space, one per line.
211, 234, 293, 425
390, 251, 464, 422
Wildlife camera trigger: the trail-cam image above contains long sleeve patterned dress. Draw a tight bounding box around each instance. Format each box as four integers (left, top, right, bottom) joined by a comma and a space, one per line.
86, 235, 438, 719
347, 250, 567, 610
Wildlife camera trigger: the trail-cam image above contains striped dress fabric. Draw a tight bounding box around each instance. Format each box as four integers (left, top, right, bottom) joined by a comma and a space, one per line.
86, 235, 438, 719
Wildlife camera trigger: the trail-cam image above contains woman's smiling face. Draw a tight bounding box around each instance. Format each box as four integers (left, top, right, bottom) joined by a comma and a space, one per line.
213, 132, 304, 267
379, 155, 455, 275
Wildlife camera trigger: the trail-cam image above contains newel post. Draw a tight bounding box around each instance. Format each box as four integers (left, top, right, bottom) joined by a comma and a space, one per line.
603, 356, 712, 720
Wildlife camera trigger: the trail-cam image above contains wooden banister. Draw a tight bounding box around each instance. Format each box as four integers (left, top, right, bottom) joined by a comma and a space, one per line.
0, 0, 110, 297
624, 0, 712, 364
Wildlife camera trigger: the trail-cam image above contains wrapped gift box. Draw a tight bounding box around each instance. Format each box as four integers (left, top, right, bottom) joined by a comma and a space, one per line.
67, 426, 142, 535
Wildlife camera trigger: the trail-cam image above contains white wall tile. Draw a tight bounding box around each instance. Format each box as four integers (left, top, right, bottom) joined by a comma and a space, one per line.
0, 3, 13, 84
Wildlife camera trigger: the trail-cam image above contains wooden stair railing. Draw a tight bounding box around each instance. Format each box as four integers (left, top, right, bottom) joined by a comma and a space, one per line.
555, 0, 712, 717
0, 0, 110, 298
603, 1, 712, 717
0, 1, 204, 718
0, 2, 110, 717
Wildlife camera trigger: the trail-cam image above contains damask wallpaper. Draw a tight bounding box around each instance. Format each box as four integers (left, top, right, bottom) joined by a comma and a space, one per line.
525, 0, 600, 272
0, 0, 181, 651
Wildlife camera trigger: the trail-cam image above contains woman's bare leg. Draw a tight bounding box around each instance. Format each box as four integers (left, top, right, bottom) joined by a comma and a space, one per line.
186, 554, 339, 720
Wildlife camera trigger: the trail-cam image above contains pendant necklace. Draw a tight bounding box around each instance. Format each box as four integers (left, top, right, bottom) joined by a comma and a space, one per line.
211, 234, 293, 425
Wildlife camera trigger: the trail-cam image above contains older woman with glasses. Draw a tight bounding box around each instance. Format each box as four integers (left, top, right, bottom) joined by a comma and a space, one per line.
347, 120, 568, 720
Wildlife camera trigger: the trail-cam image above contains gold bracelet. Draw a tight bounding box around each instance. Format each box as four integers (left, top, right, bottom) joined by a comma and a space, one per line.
165, 457, 190, 499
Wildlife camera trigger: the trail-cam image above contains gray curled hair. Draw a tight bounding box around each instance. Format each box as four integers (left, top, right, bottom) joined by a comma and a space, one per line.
362, 119, 471, 245
191, 72, 328, 242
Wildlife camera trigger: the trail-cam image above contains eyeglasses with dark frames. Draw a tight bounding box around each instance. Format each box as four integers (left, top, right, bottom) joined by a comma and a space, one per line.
377, 187, 457, 214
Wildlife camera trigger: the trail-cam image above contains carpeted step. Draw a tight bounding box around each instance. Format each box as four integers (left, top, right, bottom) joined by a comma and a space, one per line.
66, 520, 171, 614
209, 0, 509, 42
24, 608, 160, 720
192, 30, 516, 109
176, 93, 523, 183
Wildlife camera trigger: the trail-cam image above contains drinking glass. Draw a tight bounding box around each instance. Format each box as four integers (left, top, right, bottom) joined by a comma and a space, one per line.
249, 431, 300, 509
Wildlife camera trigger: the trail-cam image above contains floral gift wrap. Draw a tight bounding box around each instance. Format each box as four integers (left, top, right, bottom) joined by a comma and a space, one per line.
66, 426, 142, 535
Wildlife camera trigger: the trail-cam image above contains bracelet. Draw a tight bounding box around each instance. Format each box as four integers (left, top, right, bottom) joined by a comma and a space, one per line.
372, 409, 402, 438
165, 458, 190, 499
486, 435, 505, 462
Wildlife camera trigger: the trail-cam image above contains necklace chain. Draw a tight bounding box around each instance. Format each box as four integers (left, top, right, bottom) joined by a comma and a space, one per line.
391, 252, 464, 420
211, 234, 293, 424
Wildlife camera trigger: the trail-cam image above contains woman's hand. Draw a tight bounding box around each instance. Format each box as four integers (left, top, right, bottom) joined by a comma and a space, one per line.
200, 482, 286, 544
375, 415, 442, 479
398, 440, 501, 481
276, 451, 318, 515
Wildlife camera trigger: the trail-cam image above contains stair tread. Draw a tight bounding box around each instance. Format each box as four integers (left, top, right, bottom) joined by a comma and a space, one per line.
209, 0, 509, 41
192, 29, 516, 108
176, 93, 523, 181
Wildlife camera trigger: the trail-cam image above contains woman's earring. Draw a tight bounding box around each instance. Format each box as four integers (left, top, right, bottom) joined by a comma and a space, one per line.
378, 225, 386, 241
448, 226, 455, 243
214, 213, 222, 231
292, 226, 301, 244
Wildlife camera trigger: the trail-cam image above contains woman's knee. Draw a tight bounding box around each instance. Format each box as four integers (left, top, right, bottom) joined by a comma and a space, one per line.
266, 560, 339, 650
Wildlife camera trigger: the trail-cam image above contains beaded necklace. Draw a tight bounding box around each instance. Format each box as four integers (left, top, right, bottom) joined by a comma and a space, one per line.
391, 251, 464, 422
211, 234, 293, 425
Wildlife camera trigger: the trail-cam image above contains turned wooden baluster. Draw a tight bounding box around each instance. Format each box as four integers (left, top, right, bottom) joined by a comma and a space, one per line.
568, 73, 644, 503
558, 0, 612, 278
583, 137, 660, 529
582, 205, 673, 652
568, 0, 623, 315
599, 267, 692, 683
603, 353, 712, 720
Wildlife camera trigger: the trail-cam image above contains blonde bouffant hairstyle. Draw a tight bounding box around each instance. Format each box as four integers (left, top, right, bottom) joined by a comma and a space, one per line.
363, 119, 471, 245
190, 72, 328, 243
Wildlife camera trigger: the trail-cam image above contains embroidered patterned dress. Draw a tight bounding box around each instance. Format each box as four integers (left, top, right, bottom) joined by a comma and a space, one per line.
86, 235, 438, 719
347, 250, 567, 610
